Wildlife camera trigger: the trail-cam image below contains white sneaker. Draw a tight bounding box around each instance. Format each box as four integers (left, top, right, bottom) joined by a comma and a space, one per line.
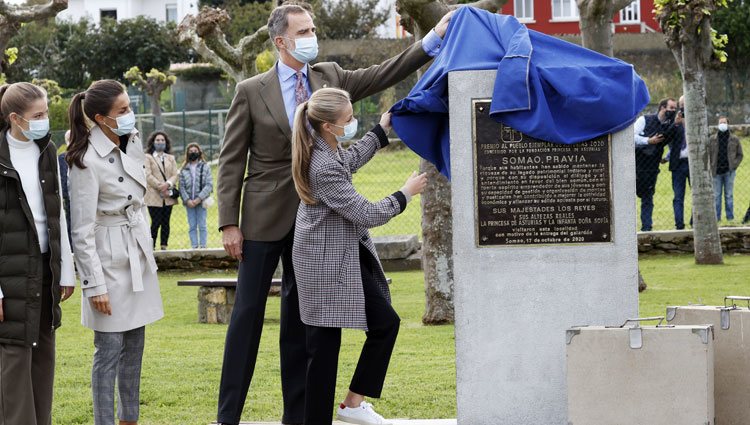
336, 401, 393, 425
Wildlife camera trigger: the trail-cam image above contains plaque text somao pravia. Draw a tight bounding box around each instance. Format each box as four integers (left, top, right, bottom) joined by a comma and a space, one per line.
473, 100, 612, 246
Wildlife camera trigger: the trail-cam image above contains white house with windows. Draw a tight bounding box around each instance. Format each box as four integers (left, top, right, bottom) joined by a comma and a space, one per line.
56, 0, 198, 24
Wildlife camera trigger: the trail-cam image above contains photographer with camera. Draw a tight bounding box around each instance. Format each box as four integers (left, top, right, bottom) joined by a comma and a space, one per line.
634, 98, 678, 231
144, 131, 179, 250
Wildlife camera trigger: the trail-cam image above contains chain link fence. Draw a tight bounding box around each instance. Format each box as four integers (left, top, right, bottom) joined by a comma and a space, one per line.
118, 103, 423, 250
54, 89, 749, 250
635, 104, 750, 232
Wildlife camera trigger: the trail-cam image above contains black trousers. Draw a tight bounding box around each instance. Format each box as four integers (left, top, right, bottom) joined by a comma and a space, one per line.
303, 244, 401, 425
217, 231, 307, 425
148, 205, 173, 248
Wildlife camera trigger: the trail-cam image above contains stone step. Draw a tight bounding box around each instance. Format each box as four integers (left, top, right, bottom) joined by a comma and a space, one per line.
217, 421, 456, 425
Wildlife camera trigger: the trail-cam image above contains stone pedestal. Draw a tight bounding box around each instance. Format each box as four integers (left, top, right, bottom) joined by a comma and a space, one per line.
198, 287, 235, 324
448, 70, 639, 425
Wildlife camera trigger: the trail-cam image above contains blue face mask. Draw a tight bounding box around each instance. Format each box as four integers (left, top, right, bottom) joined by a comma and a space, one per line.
18, 116, 50, 141
287, 35, 318, 64
105, 111, 136, 136
331, 118, 358, 143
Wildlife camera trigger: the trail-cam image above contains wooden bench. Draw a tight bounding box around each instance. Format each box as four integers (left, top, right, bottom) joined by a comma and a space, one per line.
179, 277, 391, 324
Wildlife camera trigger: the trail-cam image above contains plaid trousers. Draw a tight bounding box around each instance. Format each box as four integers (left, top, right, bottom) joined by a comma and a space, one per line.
92, 327, 145, 425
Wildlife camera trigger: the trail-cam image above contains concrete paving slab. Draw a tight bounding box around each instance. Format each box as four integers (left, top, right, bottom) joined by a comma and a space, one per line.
222, 420, 456, 425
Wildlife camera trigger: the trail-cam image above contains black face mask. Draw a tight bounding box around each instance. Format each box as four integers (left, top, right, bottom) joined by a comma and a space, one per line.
664, 110, 676, 122
188, 152, 200, 161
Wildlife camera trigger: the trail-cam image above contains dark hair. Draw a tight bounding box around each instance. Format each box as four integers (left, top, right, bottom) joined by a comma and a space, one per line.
66, 79, 127, 169
0, 82, 47, 132
182, 142, 205, 168
268, 2, 314, 41
657, 98, 675, 112
146, 131, 172, 154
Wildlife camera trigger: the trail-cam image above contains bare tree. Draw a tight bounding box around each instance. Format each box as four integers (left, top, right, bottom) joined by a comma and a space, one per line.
0, 0, 67, 75
177, 6, 270, 82
396, 0, 507, 325
576, 0, 634, 57
576, 0, 648, 290
125, 67, 177, 130
656, 0, 726, 264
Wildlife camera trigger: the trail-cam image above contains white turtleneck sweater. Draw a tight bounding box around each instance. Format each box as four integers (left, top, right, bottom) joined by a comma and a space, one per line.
2, 131, 75, 298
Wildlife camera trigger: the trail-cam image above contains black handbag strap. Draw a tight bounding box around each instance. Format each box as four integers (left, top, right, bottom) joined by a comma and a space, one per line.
155, 155, 169, 183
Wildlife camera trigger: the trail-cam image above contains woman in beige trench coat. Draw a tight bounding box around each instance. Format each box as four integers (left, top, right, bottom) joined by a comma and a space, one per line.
67, 80, 163, 425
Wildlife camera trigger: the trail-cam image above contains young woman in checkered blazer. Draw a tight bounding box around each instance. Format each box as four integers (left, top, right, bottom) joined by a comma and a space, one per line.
291, 88, 427, 425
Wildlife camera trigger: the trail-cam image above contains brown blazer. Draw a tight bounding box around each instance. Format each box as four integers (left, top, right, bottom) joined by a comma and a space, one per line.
144, 152, 179, 207
217, 40, 431, 241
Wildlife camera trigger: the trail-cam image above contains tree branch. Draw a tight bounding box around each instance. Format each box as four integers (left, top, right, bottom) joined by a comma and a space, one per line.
238, 25, 270, 58
1, 0, 67, 22
456, 0, 508, 13
612, 0, 635, 13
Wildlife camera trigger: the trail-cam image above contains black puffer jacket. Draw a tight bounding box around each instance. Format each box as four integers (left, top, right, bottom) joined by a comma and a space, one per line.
0, 130, 63, 347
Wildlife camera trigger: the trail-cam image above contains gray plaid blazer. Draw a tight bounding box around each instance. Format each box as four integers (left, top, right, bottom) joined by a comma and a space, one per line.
292, 126, 406, 330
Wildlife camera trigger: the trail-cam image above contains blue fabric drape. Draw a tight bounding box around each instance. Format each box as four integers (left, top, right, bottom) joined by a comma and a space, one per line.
390, 7, 650, 178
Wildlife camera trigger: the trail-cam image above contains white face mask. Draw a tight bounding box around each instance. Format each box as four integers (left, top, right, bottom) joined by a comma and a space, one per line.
17, 116, 50, 141
105, 111, 136, 136
285, 35, 318, 64
718, 123, 729, 132
330, 118, 358, 143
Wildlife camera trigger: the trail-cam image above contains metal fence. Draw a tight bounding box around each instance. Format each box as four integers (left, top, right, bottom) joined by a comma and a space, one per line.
58, 97, 749, 250
635, 107, 750, 232
124, 107, 423, 250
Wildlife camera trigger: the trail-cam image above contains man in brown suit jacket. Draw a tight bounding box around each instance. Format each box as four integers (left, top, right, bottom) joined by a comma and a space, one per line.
215, 4, 453, 424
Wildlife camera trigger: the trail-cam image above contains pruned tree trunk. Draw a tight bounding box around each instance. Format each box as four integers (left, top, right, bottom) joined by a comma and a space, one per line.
577, 0, 649, 290
420, 160, 454, 324
178, 6, 270, 82
0, 0, 68, 74
677, 46, 723, 264
397, 0, 507, 325
576, 0, 636, 57
150, 94, 163, 130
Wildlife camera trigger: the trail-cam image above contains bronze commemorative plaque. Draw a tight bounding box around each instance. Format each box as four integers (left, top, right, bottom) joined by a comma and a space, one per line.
473, 100, 612, 246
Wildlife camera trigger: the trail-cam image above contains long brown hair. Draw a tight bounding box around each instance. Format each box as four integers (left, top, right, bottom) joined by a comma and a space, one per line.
146, 131, 172, 154
181, 142, 205, 169
291, 87, 351, 205
0, 82, 47, 133
66, 80, 127, 169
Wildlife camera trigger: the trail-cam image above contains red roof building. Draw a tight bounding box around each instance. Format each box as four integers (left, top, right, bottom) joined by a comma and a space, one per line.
500, 0, 660, 35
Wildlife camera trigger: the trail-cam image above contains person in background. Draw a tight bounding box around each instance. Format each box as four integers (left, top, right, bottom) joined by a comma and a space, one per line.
291, 88, 427, 425
59, 129, 72, 245
709, 116, 743, 222
633, 98, 677, 231
143, 131, 179, 250
0, 81, 75, 425
67, 79, 164, 425
179, 142, 212, 249
664, 96, 689, 230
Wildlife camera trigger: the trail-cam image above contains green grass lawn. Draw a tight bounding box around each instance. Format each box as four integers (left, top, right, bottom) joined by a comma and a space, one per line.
52, 255, 750, 424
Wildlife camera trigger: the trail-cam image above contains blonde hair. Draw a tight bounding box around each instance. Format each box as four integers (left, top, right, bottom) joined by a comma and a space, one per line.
292, 87, 351, 205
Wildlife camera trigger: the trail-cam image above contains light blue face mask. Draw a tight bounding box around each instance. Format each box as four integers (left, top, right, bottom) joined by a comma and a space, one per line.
105, 111, 136, 136
287, 35, 318, 64
331, 118, 358, 143
18, 116, 50, 141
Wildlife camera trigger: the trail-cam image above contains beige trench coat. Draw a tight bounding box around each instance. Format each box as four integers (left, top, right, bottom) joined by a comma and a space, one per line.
144, 152, 179, 207
69, 126, 164, 332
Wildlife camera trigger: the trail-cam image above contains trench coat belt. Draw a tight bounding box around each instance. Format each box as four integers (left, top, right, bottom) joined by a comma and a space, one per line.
95, 207, 157, 292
